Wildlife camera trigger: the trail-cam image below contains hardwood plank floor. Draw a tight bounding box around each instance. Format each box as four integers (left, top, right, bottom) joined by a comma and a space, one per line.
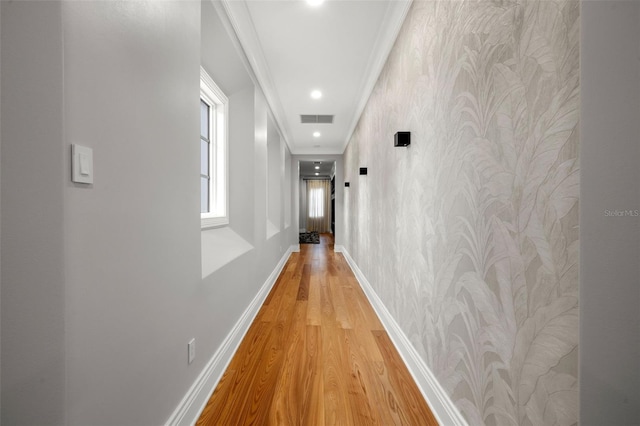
196, 234, 438, 425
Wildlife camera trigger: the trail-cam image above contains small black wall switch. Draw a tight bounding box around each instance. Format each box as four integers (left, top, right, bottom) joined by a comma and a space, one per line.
344, 182, 350, 187
359, 167, 367, 175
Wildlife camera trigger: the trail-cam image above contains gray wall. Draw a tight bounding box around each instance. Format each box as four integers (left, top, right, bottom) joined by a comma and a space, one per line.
1, 1, 296, 424
340, 1, 640, 424
580, 1, 640, 424
0, 1, 3, 415
62, 2, 201, 423
228, 85, 257, 244
1, 2, 66, 423
280, 137, 290, 234
299, 176, 307, 231
342, 1, 579, 424
267, 115, 281, 232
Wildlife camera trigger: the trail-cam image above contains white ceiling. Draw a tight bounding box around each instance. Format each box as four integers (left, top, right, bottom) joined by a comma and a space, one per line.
299, 160, 334, 177
221, 0, 411, 155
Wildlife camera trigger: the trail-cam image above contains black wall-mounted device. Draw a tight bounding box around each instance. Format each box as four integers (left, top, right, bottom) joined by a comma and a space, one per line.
359, 167, 367, 175
394, 131, 411, 147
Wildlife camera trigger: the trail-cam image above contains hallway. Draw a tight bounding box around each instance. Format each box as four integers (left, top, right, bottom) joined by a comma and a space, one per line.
196, 234, 438, 425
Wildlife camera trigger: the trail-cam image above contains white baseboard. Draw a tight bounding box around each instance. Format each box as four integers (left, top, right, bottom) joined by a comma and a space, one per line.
292, 244, 300, 253
340, 248, 468, 426
165, 247, 293, 426
334, 244, 345, 253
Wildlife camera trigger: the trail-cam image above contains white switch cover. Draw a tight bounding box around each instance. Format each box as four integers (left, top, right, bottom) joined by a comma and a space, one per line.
188, 338, 196, 364
72, 144, 94, 184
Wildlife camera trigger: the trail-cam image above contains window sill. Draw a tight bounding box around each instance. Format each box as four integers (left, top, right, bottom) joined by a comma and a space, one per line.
201, 215, 229, 229
201, 227, 253, 279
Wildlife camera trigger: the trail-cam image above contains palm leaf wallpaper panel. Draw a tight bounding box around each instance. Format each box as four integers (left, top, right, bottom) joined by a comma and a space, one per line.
343, 1, 579, 424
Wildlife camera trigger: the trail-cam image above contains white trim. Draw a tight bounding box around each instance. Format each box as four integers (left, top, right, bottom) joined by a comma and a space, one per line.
220, 0, 411, 156
165, 247, 294, 426
341, 0, 412, 154
201, 216, 229, 229
210, 0, 290, 156
219, 0, 293, 154
292, 244, 301, 253
200, 67, 229, 228
200, 67, 228, 105
340, 248, 468, 426
333, 244, 345, 253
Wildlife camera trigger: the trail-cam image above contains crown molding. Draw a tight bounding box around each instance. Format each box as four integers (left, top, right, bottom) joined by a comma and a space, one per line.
217, 0, 411, 156
219, 0, 294, 154
340, 0, 413, 154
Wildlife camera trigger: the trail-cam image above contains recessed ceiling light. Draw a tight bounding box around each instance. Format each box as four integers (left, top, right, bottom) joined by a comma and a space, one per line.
313, 131, 321, 138
310, 90, 322, 99
315, 166, 320, 169
315, 172, 319, 175
306, 0, 324, 7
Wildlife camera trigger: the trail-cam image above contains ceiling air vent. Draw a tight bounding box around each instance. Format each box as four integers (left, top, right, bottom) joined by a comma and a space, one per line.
300, 114, 334, 124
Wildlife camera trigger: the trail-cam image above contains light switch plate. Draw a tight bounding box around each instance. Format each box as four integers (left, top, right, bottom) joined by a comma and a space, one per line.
188, 338, 195, 364
72, 144, 94, 184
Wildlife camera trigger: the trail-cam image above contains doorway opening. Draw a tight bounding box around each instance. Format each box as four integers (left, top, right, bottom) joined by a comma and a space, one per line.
299, 161, 336, 240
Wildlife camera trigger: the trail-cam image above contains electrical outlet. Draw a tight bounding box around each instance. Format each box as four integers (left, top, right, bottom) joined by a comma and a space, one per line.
188, 338, 195, 364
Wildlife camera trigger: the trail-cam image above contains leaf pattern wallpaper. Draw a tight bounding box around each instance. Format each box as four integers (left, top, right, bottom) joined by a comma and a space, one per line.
343, 1, 579, 424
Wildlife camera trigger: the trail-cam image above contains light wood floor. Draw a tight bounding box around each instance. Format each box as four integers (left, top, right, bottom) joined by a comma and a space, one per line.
196, 234, 438, 425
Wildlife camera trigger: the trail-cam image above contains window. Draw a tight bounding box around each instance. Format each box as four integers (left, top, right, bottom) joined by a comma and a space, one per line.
309, 187, 324, 218
200, 67, 228, 228
305, 179, 330, 233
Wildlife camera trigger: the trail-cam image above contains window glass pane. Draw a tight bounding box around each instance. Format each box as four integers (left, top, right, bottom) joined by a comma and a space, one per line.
201, 176, 209, 213
201, 139, 209, 176
200, 100, 209, 139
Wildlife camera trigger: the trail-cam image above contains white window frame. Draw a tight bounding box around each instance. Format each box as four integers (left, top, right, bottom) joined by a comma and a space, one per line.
200, 67, 229, 228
